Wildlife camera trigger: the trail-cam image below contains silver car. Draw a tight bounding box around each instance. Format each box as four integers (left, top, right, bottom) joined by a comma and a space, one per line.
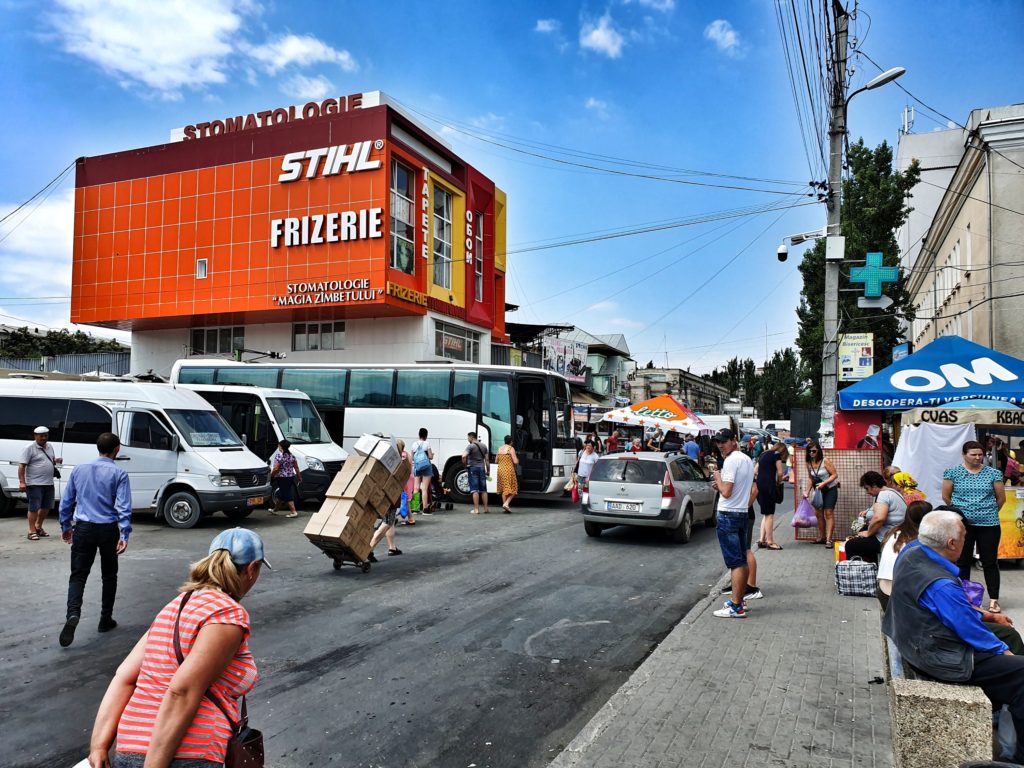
581, 452, 718, 543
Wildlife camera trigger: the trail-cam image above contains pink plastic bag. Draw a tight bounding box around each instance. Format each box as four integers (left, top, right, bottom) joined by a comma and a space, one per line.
792, 498, 818, 528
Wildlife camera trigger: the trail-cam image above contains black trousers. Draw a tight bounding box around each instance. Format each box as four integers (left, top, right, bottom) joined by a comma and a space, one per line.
67, 521, 120, 620
844, 534, 882, 563
957, 523, 1002, 599
972, 652, 1024, 761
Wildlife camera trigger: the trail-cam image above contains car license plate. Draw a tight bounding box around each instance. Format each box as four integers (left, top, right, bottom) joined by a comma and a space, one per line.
607, 501, 640, 512
247, 496, 264, 507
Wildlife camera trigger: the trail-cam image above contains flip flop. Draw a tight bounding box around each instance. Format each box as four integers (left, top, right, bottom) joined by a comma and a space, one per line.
36, 528, 50, 538
766, 543, 783, 550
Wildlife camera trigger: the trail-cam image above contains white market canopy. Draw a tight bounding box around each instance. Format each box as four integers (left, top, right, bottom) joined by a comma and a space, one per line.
901, 402, 1024, 436
600, 394, 713, 435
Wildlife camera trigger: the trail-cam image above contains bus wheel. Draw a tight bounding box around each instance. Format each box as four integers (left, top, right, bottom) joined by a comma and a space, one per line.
224, 508, 253, 520
444, 464, 472, 505
164, 491, 202, 529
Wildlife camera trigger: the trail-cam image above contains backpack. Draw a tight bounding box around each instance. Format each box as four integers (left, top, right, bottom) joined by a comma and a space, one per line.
412, 442, 431, 473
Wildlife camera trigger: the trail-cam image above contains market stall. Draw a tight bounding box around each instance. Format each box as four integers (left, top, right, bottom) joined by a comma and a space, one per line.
899, 404, 1024, 560
599, 394, 713, 438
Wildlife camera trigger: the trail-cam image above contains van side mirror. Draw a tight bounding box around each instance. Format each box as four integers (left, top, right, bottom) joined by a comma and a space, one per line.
170, 436, 180, 452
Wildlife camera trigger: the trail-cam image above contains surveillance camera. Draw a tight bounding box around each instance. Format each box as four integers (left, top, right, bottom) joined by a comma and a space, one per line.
777, 244, 788, 262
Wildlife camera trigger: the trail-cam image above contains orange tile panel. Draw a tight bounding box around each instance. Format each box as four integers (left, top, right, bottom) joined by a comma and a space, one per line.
163, 198, 180, 225
214, 191, 232, 219
99, 208, 114, 234
197, 168, 215, 195
180, 170, 198, 198
82, 234, 98, 260
128, 229, 145, 255
179, 195, 197, 224
146, 202, 161, 226
235, 162, 252, 189
130, 178, 147, 204
231, 217, 250, 244
162, 226, 179, 252
179, 223, 196, 250
146, 176, 163, 201
113, 205, 129, 233
213, 218, 231, 245
83, 186, 98, 212
215, 164, 233, 193
196, 220, 214, 247
250, 187, 269, 215
269, 184, 289, 215
164, 172, 181, 199
84, 209, 99, 235
197, 193, 214, 222
288, 183, 309, 212
145, 228, 162, 253
232, 189, 249, 216
308, 177, 328, 207
129, 203, 146, 230
99, 183, 115, 209
98, 233, 114, 259
114, 180, 131, 207
112, 254, 129, 276
252, 158, 272, 187
127, 256, 145, 281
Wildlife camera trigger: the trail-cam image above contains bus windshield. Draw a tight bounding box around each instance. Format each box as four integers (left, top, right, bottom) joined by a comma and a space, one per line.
267, 398, 330, 444
165, 409, 242, 447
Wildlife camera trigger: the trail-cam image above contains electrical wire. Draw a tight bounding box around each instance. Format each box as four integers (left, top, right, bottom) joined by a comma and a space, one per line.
0, 161, 76, 227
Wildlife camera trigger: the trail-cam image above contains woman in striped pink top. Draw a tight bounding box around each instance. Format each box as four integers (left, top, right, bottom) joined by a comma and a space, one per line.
87, 528, 269, 767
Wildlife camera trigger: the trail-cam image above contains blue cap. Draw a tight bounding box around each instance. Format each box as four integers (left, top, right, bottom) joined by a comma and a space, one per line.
209, 528, 272, 569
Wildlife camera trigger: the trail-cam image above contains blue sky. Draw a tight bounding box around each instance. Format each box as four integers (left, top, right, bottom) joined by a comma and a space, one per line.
1, 0, 1021, 372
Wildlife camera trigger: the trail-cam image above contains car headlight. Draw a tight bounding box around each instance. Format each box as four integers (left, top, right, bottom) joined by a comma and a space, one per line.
208, 474, 238, 487
305, 457, 325, 472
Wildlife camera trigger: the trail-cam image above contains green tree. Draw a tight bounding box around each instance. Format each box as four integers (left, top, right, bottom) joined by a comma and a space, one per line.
796, 139, 920, 403
759, 348, 805, 419
0, 327, 125, 357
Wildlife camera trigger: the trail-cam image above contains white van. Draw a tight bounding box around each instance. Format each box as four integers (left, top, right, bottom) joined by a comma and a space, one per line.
178, 384, 347, 502
0, 380, 272, 528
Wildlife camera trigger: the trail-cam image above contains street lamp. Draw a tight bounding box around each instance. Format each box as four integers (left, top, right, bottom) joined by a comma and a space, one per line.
818, 1, 905, 446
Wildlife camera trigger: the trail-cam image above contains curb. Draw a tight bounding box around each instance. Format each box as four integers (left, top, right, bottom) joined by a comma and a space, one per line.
548, 569, 733, 767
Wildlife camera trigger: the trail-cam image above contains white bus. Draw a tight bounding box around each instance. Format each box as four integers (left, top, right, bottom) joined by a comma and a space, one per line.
171, 360, 576, 503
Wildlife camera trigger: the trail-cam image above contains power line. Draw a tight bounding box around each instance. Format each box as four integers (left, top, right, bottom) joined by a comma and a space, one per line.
0, 160, 76, 227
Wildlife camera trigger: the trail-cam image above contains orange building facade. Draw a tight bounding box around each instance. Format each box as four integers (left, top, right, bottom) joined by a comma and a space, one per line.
72, 91, 507, 373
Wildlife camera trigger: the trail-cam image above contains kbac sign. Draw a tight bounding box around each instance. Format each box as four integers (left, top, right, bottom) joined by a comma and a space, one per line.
271, 279, 382, 306
182, 94, 368, 140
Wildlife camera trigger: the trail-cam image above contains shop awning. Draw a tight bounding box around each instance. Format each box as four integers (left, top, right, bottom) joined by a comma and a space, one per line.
838, 336, 1024, 410
599, 394, 712, 435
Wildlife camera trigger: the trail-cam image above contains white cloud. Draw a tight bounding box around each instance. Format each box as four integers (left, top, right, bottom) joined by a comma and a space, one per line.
608, 317, 645, 330
535, 19, 560, 33
585, 97, 610, 119
469, 112, 505, 132
587, 300, 617, 312
580, 13, 625, 59
0, 188, 74, 298
245, 33, 357, 76
625, 0, 676, 12
50, 0, 249, 100
281, 74, 335, 101
703, 19, 741, 56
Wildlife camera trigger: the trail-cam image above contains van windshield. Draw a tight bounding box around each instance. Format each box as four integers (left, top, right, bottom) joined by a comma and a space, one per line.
267, 398, 329, 444
165, 409, 242, 447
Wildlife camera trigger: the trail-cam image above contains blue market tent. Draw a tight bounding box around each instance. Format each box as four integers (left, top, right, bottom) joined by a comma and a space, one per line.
838, 336, 1024, 410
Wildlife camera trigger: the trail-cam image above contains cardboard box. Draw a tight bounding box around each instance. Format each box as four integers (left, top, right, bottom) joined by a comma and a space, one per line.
390, 457, 412, 487
384, 474, 404, 505
325, 455, 372, 498
368, 484, 393, 516
353, 433, 402, 473
302, 509, 333, 541
363, 456, 393, 486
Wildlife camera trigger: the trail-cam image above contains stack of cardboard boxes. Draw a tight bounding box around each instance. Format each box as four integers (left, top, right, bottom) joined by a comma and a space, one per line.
303, 434, 411, 563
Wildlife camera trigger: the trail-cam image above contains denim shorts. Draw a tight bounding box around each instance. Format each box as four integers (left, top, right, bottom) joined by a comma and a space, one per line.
414, 466, 433, 478
716, 510, 750, 569
26, 485, 54, 512
468, 466, 487, 493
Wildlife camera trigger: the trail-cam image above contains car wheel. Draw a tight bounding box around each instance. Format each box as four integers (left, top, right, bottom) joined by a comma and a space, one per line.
0, 493, 16, 516
444, 464, 472, 505
705, 498, 718, 528
164, 491, 202, 529
224, 508, 253, 520
584, 520, 603, 538
670, 507, 693, 544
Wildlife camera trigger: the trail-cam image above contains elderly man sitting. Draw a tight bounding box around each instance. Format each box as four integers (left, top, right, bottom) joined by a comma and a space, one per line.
883, 509, 1024, 762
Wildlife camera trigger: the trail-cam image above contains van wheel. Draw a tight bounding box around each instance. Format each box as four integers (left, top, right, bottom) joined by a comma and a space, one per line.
584, 520, 603, 537
224, 508, 253, 520
670, 508, 693, 544
444, 464, 472, 505
0, 493, 16, 516
164, 491, 202, 529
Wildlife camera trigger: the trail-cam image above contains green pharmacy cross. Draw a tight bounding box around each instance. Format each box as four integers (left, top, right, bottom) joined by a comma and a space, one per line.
850, 251, 899, 298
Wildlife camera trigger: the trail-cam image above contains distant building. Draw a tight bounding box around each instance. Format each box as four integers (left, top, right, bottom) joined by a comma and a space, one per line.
629, 367, 730, 414
561, 329, 635, 407
900, 104, 1024, 356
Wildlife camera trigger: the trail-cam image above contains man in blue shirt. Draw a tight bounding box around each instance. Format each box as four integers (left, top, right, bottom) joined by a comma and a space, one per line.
883, 510, 1024, 763
58, 432, 132, 647
683, 434, 701, 462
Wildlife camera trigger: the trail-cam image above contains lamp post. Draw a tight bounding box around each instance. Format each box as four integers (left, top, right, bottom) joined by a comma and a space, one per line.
819, 0, 905, 445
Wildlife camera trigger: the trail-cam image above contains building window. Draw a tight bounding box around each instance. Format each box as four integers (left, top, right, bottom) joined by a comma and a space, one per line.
474, 210, 484, 302
190, 326, 244, 355
435, 320, 480, 362
432, 186, 452, 289
196, 259, 208, 279
390, 160, 416, 275
292, 322, 345, 352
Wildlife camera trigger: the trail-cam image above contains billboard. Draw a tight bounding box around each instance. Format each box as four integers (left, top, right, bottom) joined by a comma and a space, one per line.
542, 338, 588, 383
893, 342, 910, 362
839, 333, 874, 381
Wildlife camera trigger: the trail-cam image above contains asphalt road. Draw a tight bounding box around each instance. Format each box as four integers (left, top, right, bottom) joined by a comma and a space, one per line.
0, 495, 736, 768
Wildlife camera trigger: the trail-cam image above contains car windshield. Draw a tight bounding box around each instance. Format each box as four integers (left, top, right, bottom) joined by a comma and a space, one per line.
590, 457, 666, 484
267, 398, 329, 444
165, 409, 242, 447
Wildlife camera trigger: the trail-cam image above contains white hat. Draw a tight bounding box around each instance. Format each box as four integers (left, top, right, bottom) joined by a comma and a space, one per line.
34, 426, 49, 435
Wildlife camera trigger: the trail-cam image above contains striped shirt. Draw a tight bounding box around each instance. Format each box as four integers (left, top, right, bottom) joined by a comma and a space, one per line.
116, 590, 257, 762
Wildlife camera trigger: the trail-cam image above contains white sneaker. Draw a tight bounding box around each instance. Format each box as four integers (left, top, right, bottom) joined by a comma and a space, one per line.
713, 601, 747, 618
745, 588, 764, 600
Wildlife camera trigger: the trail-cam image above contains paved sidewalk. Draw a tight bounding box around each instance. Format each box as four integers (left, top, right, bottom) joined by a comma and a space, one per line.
550, 516, 893, 768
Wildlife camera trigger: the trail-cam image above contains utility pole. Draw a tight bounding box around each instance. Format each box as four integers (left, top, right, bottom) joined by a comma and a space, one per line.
820, 0, 849, 447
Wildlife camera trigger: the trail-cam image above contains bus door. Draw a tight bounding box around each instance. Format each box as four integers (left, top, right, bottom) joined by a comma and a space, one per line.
480, 375, 513, 462
210, 392, 277, 461
512, 375, 552, 493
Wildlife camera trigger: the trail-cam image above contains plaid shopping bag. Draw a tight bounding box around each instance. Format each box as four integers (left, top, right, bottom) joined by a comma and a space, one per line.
835, 557, 877, 597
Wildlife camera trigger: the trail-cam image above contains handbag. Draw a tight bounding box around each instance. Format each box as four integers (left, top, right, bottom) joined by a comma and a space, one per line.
571, 484, 580, 504
811, 488, 823, 508
774, 482, 784, 504
174, 592, 264, 767
835, 557, 878, 597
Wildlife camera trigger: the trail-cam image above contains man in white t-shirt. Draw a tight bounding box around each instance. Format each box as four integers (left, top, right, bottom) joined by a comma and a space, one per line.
711, 429, 756, 618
